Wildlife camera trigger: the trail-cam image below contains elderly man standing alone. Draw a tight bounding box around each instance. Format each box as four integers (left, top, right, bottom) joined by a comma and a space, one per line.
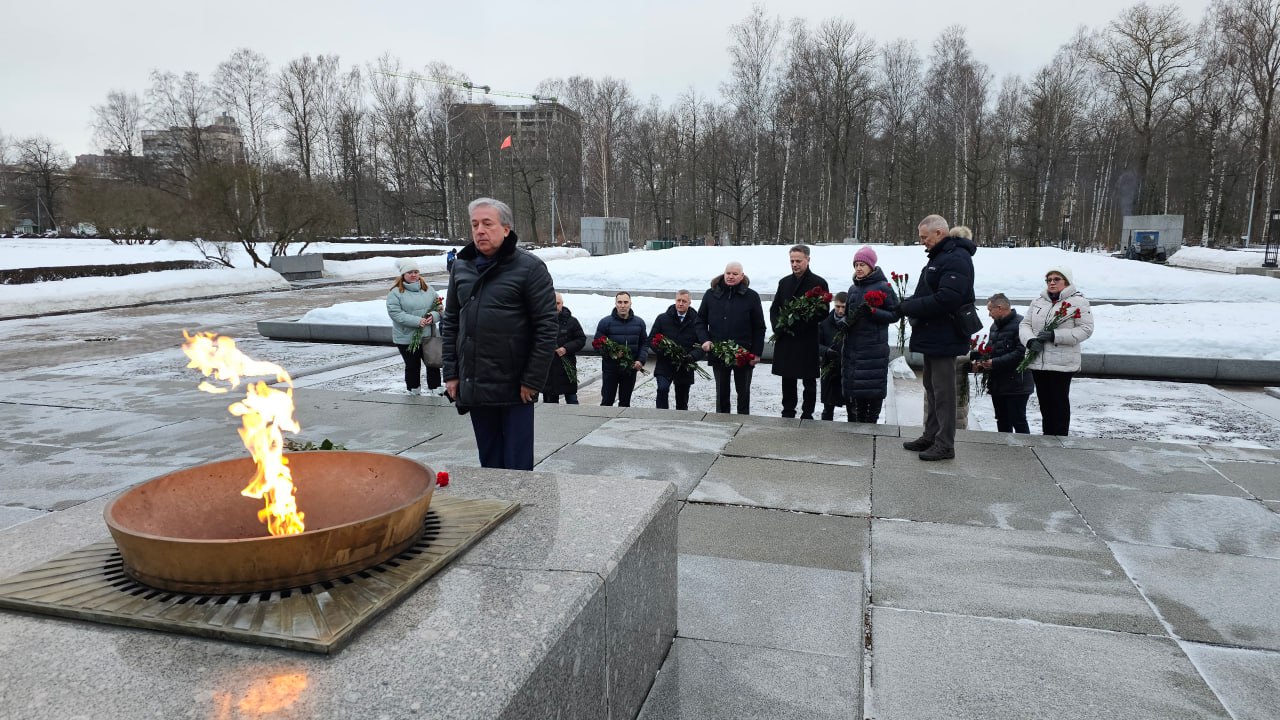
443, 197, 557, 470
770, 245, 829, 420
898, 216, 977, 461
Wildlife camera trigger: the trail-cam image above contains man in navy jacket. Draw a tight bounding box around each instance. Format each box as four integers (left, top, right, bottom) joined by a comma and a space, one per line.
594, 291, 649, 407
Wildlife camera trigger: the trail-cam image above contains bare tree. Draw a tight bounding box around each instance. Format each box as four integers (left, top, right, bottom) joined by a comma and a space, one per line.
145, 70, 214, 192
214, 48, 276, 165
91, 90, 143, 157
276, 54, 339, 180
15, 136, 71, 231
1088, 3, 1196, 213
727, 4, 782, 244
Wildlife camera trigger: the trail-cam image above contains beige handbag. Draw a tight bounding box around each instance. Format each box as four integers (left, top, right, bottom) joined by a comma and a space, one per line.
423, 335, 444, 368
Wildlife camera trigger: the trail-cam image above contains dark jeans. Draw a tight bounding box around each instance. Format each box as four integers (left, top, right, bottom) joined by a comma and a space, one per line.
600, 368, 637, 407
821, 402, 854, 421
396, 343, 441, 391
1032, 370, 1073, 436
780, 377, 817, 419
712, 364, 754, 414
991, 393, 1031, 434
655, 374, 692, 410
921, 354, 958, 451
468, 403, 535, 470
852, 398, 884, 424
543, 392, 579, 404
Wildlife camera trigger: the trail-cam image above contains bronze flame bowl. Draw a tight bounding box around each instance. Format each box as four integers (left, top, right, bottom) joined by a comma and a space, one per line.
104, 451, 436, 594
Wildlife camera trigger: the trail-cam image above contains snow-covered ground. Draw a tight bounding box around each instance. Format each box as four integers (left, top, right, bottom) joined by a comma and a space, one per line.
1168, 245, 1271, 273
0, 238, 444, 269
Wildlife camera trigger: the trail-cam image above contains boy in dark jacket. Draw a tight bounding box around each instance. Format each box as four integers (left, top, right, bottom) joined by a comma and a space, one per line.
972, 293, 1034, 433
544, 292, 586, 404
818, 293, 852, 421
650, 289, 710, 410
594, 291, 649, 407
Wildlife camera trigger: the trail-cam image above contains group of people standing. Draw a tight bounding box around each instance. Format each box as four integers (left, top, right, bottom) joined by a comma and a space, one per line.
393, 197, 1094, 471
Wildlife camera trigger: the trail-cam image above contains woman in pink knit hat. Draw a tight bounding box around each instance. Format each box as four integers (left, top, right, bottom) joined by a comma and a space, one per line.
837, 246, 901, 424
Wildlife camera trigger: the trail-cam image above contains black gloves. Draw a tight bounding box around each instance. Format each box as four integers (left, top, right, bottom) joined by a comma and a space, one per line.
1026, 338, 1044, 353
824, 346, 839, 360
1036, 330, 1055, 344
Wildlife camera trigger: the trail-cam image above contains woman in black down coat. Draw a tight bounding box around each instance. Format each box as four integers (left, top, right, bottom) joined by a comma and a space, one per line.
543, 292, 586, 404
840, 247, 901, 424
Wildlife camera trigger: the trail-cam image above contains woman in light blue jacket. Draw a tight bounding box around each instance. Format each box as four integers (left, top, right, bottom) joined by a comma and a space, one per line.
386, 258, 443, 395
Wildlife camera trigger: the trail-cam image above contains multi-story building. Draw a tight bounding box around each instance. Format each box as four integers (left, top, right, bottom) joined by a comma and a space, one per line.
142, 113, 245, 168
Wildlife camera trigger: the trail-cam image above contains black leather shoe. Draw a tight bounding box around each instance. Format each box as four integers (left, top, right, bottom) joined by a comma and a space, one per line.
902, 437, 933, 451
919, 445, 955, 461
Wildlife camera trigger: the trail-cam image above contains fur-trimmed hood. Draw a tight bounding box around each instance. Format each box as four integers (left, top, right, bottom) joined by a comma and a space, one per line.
709, 274, 751, 292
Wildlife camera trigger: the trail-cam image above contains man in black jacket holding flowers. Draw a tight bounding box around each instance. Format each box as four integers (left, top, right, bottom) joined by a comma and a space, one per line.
770, 245, 829, 419
650, 289, 709, 410
698, 262, 766, 415
593, 291, 649, 407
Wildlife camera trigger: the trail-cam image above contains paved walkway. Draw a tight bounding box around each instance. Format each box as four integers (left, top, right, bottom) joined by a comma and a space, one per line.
2, 291, 1279, 719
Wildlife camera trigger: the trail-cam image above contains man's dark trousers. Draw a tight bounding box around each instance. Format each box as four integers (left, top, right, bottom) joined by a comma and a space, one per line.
656, 374, 692, 410
468, 403, 535, 470
992, 393, 1031, 434
781, 378, 817, 418
920, 354, 957, 451
712, 365, 752, 414
600, 367, 637, 407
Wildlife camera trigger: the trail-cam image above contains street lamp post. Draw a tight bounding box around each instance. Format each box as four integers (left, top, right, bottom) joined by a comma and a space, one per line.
1244, 162, 1266, 247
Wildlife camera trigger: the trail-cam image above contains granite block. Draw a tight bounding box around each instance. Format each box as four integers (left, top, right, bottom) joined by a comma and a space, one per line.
1057, 435, 1209, 455
1180, 642, 1280, 720
874, 438, 1052, 481
1109, 542, 1280, 651
1035, 447, 1241, 495
686, 455, 870, 516
722, 426, 873, 467
702, 413, 797, 429
872, 467, 1088, 534
575, 417, 737, 455
1063, 483, 1280, 558
618, 406, 706, 421
1103, 353, 1217, 380
677, 553, 861, 658
636, 638, 860, 720
1215, 358, 1280, 383
1208, 460, 1280, 500
0, 404, 185, 449
678, 503, 867, 572
898, 425, 1063, 448
1199, 445, 1280, 463
870, 607, 1230, 719
0, 505, 45, 531
872, 520, 1162, 634
534, 444, 715, 499
798, 418, 899, 436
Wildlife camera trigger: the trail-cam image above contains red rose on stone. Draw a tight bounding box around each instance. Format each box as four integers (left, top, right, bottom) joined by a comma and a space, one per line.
436, 471, 449, 487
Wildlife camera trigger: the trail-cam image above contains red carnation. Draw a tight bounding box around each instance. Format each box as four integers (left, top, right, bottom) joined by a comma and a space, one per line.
822, 292, 833, 303
650, 333, 665, 347
1073, 309, 1082, 319
864, 290, 887, 307
592, 337, 605, 350
970, 337, 979, 348
436, 471, 450, 487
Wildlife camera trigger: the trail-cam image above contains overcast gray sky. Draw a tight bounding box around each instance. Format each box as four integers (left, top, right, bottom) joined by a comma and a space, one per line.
2, 0, 1213, 158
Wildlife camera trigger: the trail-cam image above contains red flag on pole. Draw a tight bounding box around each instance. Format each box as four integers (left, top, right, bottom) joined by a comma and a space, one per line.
500, 135, 512, 150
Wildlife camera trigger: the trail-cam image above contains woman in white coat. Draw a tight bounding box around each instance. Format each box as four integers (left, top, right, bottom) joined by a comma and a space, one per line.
1018, 266, 1094, 436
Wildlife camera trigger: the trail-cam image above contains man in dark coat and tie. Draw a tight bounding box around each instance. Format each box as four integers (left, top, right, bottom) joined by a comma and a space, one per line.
770, 244, 829, 420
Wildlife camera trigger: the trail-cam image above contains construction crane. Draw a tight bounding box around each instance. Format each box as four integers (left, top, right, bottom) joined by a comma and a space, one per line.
375, 69, 556, 104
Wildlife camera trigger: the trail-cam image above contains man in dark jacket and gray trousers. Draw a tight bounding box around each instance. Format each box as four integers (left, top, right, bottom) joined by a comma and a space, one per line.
973, 293, 1034, 433
594, 291, 649, 407
650, 289, 709, 410
444, 197, 557, 470
698, 262, 766, 415
770, 245, 829, 419
898, 217, 977, 461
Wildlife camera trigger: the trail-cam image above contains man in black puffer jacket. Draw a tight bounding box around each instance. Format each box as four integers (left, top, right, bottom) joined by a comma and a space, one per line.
649, 289, 709, 411
698, 262, 766, 415
443, 198, 557, 470
897, 217, 977, 461
593, 291, 649, 407
543, 292, 586, 404
972, 293, 1034, 433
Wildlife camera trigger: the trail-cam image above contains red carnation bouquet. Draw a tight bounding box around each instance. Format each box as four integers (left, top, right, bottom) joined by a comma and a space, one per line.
769, 286, 832, 342
969, 334, 994, 395
709, 339, 757, 368
651, 333, 712, 379
889, 271, 910, 356
1016, 302, 1083, 373
592, 336, 648, 374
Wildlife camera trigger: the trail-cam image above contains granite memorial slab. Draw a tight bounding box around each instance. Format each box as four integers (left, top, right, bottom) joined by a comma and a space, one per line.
722, 426, 872, 467
1034, 447, 1241, 495
687, 455, 870, 516
678, 503, 867, 572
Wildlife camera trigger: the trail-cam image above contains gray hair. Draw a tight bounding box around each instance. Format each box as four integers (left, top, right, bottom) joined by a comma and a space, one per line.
919, 214, 949, 233
675, 289, 691, 298
468, 197, 514, 227
725, 261, 743, 273
789, 244, 811, 257
987, 293, 1011, 308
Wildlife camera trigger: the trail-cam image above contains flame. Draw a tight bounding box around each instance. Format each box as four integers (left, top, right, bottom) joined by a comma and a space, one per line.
182, 331, 305, 536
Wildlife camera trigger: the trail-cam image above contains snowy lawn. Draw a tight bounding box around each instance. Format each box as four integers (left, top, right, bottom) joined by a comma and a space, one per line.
1168, 246, 1272, 273
0, 238, 444, 269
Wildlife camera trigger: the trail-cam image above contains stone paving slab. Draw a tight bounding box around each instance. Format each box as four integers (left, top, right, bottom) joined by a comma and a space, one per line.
678, 503, 867, 572
637, 638, 861, 720
1063, 483, 1280, 558
872, 467, 1088, 534
798, 418, 899, 436
702, 413, 800, 429
900, 425, 1063, 447
0, 403, 189, 449
870, 607, 1231, 719
1207, 460, 1280, 500
535, 444, 715, 499
0, 505, 44, 531
1109, 542, 1280, 651
1059, 435, 1210, 455
618, 406, 707, 421
722, 426, 872, 467
1199, 444, 1280, 463
397, 427, 574, 473
874, 439, 1052, 481
871, 520, 1162, 634
1180, 643, 1280, 720
575, 417, 738, 455
686, 455, 870, 516
678, 554, 861, 658
1034, 447, 1242, 496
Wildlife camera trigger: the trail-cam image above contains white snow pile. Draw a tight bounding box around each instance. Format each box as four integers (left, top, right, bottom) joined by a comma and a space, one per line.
324, 246, 588, 281
548, 244, 1280, 302
0, 268, 289, 318
1168, 246, 1270, 273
